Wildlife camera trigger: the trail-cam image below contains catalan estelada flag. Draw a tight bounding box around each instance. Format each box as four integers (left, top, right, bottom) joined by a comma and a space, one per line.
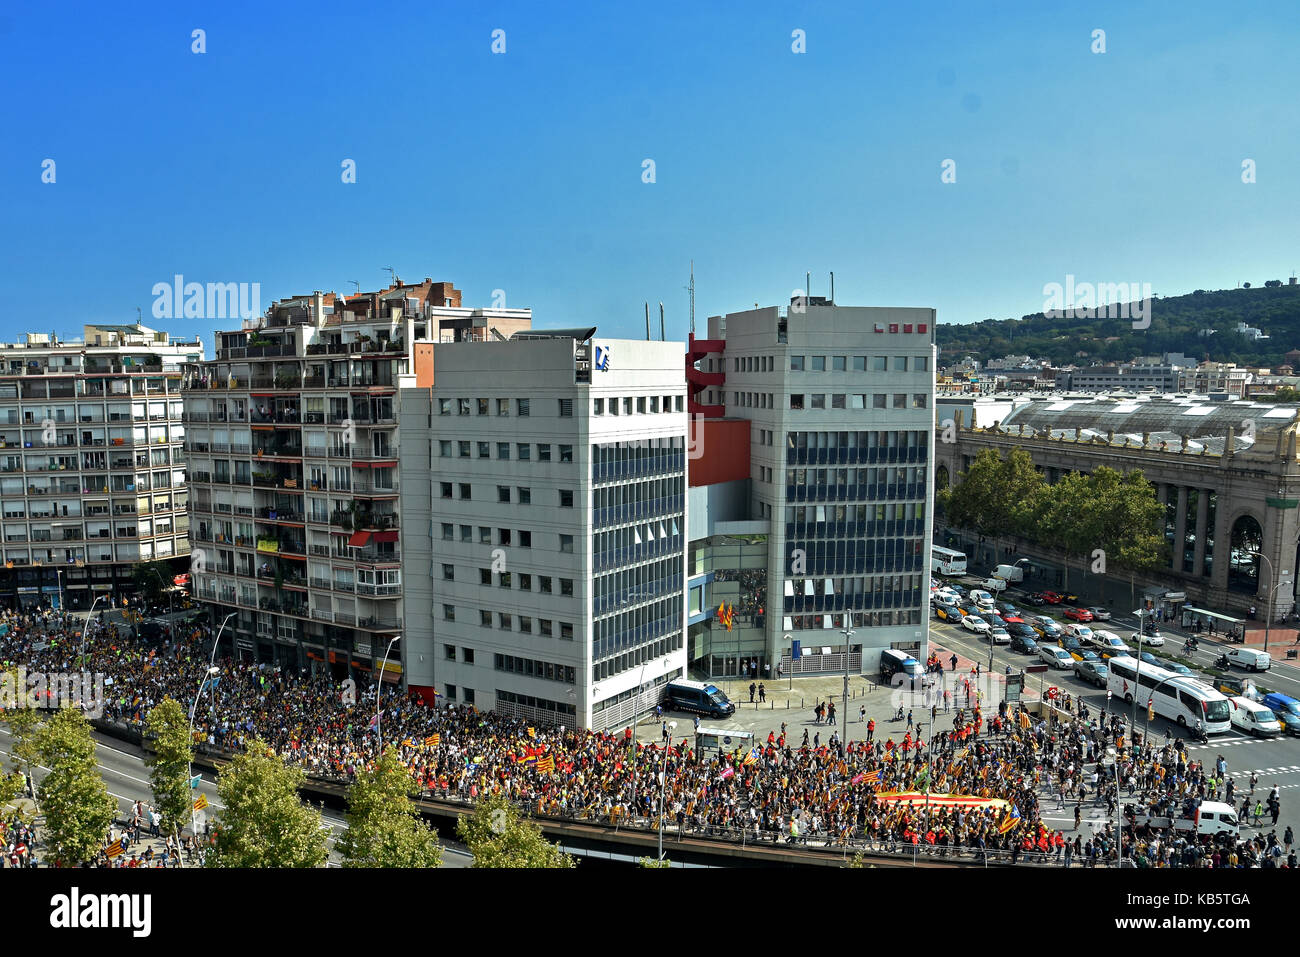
424, 734, 440, 747
743, 747, 760, 766
105, 839, 124, 859
536, 756, 555, 774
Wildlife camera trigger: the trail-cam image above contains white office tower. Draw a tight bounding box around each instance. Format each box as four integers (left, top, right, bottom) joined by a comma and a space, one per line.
416, 330, 689, 729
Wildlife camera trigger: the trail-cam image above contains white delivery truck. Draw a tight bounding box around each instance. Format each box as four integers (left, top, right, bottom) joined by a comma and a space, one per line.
991, 561, 1027, 583
1127, 801, 1240, 839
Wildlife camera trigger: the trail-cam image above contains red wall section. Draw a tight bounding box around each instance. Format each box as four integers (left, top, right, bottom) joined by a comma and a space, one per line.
688, 418, 751, 487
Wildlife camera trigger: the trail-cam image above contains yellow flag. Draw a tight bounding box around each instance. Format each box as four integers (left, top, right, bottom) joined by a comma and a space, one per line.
193, 794, 209, 812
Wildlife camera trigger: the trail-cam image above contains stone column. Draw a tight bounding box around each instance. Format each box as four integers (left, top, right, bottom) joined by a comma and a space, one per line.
1192, 488, 1209, 578
1173, 486, 1189, 572
1207, 489, 1232, 603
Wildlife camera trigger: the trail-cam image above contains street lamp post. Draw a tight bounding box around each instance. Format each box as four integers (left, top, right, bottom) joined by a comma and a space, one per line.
657, 721, 676, 861
186, 610, 233, 864
1253, 552, 1291, 655
56, 569, 63, 615
839, 614, 856, 751
375, 635, 400, 756
783, 633, 792, 689
1104, 746, 1122, 865
79, 594, 106, 667
628, 655, 668, 829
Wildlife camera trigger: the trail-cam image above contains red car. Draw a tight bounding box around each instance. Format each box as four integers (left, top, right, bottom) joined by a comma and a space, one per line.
1039, 591, 1064, 605
1063, 606, 1094, 622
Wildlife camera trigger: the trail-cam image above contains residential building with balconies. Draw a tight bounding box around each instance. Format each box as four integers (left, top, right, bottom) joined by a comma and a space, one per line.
181, 277, 531, 677
0, 325, 201, 609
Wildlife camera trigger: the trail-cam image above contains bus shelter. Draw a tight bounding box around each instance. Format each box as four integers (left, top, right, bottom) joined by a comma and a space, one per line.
1181, 605, 1244, 637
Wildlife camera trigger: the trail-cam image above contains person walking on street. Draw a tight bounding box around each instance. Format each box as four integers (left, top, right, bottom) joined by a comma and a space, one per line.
950, 653, 958, 673
859, 704, 866, 725
866, 718, 875, 743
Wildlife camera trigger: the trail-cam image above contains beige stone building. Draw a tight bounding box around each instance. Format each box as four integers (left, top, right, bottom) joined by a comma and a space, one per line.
935, 394, 1300, 618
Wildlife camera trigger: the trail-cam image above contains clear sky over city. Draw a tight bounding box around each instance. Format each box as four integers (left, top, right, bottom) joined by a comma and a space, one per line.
3, 0, 1298, 352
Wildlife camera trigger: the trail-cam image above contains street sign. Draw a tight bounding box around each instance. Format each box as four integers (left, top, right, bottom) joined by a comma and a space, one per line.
1024, 664, 1049, 674
1047, 687, 1059, 700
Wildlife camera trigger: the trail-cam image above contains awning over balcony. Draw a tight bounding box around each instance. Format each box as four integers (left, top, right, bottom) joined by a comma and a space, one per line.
348, 531, 372, 546
372, 530, 399, 543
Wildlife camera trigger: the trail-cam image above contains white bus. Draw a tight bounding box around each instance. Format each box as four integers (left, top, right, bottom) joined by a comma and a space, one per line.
1106, 655, 1232, 735
931, 546, 968, 577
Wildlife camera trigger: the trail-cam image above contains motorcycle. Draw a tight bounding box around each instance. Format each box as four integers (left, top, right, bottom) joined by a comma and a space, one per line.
1214, 654, 1230, 671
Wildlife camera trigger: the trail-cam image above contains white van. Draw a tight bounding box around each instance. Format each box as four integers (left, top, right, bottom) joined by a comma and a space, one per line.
1226, 647, 1272, 672
969, 589, 996, 608
992, 563, 1025, 583
981, 576, 1009, 593
1230, 696, 1283, 737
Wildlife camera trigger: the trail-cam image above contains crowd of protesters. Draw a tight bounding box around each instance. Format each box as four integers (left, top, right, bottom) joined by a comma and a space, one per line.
0, 602, 1295, 867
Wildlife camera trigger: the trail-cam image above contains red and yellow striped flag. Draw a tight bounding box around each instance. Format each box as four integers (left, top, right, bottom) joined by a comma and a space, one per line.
105, 838, 124, 859
536, 756, 555, 774
193, 794, 209, 812
424, 734, 440, 747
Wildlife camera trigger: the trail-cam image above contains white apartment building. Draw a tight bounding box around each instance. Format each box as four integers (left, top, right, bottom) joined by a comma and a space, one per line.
689, 299, 936, 675
182, 278, 531, 677
0, 325, 200, 610
415, 331, 688, 729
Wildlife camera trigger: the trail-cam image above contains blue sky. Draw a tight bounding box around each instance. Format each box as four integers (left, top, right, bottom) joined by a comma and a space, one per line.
3, 0, 1298, 352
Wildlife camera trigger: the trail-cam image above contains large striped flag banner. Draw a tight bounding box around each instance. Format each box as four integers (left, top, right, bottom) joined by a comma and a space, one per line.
104, 839, 124, 859
535, 756, 555, 774
851, 768, 883, 786
424, 734, 440, 747
872, 792, 1010, 813
743, 747, 760, 766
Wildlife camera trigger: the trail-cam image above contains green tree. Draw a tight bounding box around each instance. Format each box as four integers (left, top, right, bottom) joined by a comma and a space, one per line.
337, 745, 442, 868
0, 668, 41, 801
207, 738, 328, 868
130, 559, 171, 607
35, 708, 117, 866
940, 447, 1045, 562
1035, 471, 1104, 592
456, 794, 574, 869
144, 698, 193, 846
1091, 468, 1168, 608
638, 856, 671, 868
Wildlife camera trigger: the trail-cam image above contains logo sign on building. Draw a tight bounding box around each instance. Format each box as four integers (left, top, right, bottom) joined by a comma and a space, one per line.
594, 345, 611, 371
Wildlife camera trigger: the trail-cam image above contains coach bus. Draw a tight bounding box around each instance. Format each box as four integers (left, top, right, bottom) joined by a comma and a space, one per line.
1106, 655, 1232, 734
931, 546, 968, 577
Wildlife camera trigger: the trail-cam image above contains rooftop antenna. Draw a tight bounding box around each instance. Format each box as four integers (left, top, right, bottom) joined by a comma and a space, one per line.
806, 271, 811, 305
829, 271, 834, 304
136, 307, 142, 324
659, 301, 665, 341
381, 266, 396, 286
349, 280, 360, 298
684, 261, 695, 335
645, 302, 650, 341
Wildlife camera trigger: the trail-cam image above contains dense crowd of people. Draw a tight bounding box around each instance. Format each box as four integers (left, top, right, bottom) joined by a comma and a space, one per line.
0, 603, 1295, 867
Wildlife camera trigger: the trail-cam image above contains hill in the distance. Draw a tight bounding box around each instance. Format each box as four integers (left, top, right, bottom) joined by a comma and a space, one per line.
937, 284, 1300, 367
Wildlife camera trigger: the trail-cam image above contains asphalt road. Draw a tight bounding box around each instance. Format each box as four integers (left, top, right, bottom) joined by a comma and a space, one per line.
931, 581, 1300, 842
0, 726, 474, 868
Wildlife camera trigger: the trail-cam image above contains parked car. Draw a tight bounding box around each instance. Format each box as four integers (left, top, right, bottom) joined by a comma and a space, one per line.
1040, 592, 1064, 605
1010, 633, 1038, 654
962, 615, 991, 634
1075, 660, 1109, 687
1024, 593, 1047, 606
1063, 607, 1094, 623
1039, 646, 1074, 669
1139, 631, 1165, 647
1086, 606, 1112, 621
1261, 694, 1300, 737
1167, 663, 1194, 677
936, 604, 964, 622
1058, 636, 1087, 659
1031, 616, 1062, 639
1063, 623, 1094, 642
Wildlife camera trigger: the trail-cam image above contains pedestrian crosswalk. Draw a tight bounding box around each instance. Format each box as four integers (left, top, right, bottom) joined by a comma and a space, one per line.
1189, 736, 1260, 749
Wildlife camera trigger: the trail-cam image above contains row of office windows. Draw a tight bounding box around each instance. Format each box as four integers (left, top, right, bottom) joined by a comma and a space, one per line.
790, 393, 928, 410
592, 395, 684, 415
438, 440, 574, 463
444, 604, 575, 640
441, 565, 576, 596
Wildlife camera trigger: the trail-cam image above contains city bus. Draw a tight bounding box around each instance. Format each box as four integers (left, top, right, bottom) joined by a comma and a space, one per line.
931, 546, 968, 577
1106, 655, 1232, 734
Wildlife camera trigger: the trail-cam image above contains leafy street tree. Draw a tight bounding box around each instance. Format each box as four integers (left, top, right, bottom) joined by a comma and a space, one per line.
35, 707, 116, 866
207, 737, 328, 868
638, 856, 671, 868
0, 667, 40, 801
456, 793, 574, 868
1034, 471, 1104, 592
130, 560, 171, 607
939, 447, 1045, 561
144, 697, 194, 846
337, 744, 442, 868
